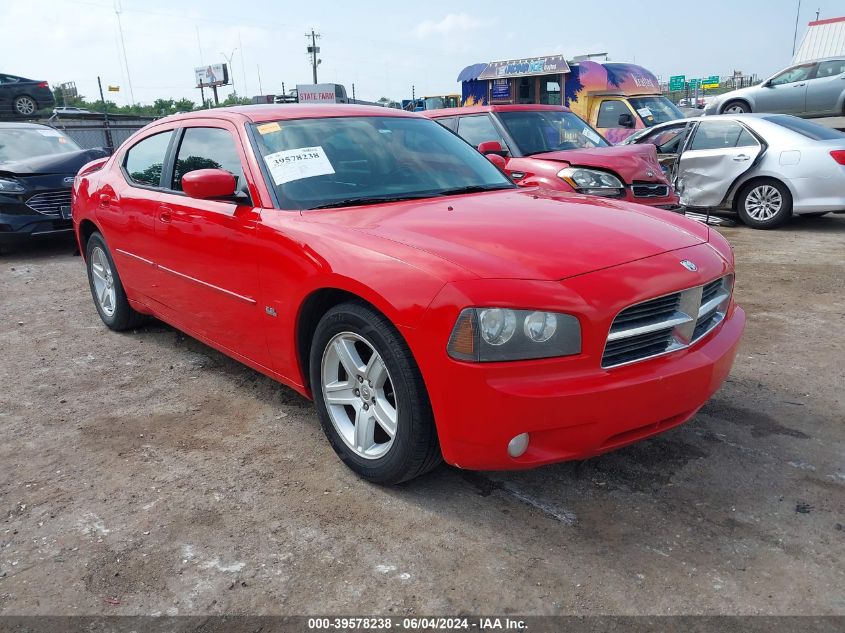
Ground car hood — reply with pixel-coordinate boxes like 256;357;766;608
531;143;667;183
0;149;104;177
305;188;708;281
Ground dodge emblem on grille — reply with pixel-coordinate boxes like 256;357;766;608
680;259;698;272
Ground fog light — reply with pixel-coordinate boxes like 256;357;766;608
507;433;529;458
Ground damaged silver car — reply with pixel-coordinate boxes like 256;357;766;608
622;114;845;229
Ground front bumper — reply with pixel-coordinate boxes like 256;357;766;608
0;208;73;244
409;242;743;470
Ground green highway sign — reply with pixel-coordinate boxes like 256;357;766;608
706;75;720;83
669;75;686;91
688;78;701;88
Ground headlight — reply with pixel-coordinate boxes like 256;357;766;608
557;167;624;197
0;178;26;193
447;307;581;362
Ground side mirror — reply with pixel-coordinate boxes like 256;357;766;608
182;169;236;200
477;140;508;157
618;113;636;129
486;153;507;170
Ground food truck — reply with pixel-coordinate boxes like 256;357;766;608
458;57;684;143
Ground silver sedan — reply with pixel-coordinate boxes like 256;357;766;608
621;114;845;229
703;57;845;117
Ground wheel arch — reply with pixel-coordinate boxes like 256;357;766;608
729;174;795;212
76;219;102;260
720;97;752;114
294;284;413;394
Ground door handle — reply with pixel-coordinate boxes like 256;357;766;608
99;193;111;207
732;154;751;161
794;83;806;87
158;206;172;223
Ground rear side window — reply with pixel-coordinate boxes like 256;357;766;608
171;127;245;192
456;115;505;148
689;121;759;151
816;59;845;77
435;116;458;131
596;101;627;128
124;131;174;187
763;114;845;140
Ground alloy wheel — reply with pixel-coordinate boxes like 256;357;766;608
320;332;398;460
744;185;782;221
15;97;36;116
724;104;747;114
90;246;117;317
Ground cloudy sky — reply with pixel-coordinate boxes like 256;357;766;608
1;0;838;105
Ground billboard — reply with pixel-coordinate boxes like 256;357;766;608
195;64;228;88
297;84;341;104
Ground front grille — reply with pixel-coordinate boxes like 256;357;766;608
25;190;71;216
602;276;733;369
631;183;669;198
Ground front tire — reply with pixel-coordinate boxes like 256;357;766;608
85;232;145;330
13;95;37;117
736;180;792;229
310;301;441;484
722;100;750;114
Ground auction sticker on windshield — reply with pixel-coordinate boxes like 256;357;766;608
582;127;602;144
264;146;335;185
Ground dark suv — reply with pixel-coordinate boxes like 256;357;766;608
0;74;56;117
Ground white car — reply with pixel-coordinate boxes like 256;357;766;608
622;113;845;228
52;106;91;116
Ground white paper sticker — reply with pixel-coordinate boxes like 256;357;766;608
582;127;602;144
264;146;335;185
637;107;653;118
38;129;64;137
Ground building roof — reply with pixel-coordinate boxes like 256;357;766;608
793;16;845;63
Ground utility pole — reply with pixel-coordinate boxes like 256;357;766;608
306;29;321;84
97;77;114;150
352;83;355;100
257;64;263;95
114;0;135;105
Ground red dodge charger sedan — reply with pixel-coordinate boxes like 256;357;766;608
72;105;744;484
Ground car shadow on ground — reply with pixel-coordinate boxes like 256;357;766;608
0;236;78;261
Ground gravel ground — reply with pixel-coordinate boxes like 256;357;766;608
0;215;843;616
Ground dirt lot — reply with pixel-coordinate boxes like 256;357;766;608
0;215;843;616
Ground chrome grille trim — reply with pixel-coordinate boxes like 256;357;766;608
602;275;733;369
25;190;72;216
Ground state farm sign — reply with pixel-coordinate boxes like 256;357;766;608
296;84;339;104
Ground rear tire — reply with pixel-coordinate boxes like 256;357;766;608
13;95;37;117
85;232;145;331
310;301;441;484
736;179;792;229
722;100;750;114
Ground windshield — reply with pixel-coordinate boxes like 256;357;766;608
0;128;82;163
497;110;609;155
763;115;845;141
629;96;684;127
250;116;514;211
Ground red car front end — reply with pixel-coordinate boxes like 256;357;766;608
426;104;681;210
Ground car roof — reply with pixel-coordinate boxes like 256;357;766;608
425;104;572;118
0;122;53;130
155;104;419;124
